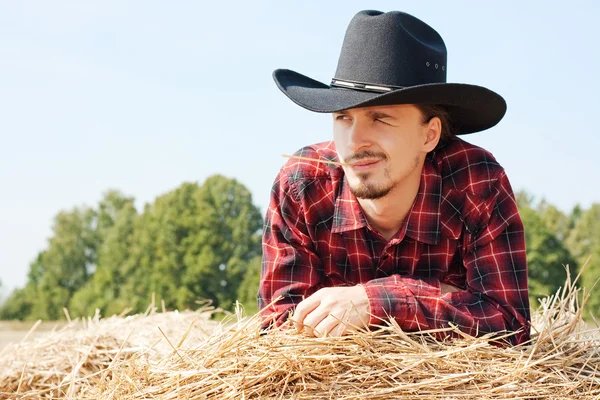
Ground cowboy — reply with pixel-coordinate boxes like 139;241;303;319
259;10;530;345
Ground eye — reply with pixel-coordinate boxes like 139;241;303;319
334;115;350;121
375;118;391;126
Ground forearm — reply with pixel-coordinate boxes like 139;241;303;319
259;167;325;327
362;274;530;344
360;170;531;345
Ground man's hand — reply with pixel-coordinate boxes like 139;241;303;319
292;285;370;337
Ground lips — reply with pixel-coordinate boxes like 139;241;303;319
350;159;382;170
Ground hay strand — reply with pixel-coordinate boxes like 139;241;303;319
281;154;351;167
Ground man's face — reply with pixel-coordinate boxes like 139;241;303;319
333;104;434;200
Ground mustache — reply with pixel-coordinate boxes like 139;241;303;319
344;150;387;164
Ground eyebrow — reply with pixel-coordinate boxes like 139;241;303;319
367;110;395;119
334;110;396;119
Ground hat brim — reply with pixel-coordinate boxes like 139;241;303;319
273;69;507;135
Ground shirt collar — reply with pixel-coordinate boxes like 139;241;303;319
332;157;442;245
332;173;369;233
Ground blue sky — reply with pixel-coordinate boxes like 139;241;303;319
1;1;599;293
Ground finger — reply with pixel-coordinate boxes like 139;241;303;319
332;321;347;337
347;303;370;331
323;313;352;337
302;306;330;337
293;297;320;332
333;310;354;337
312;313;342;338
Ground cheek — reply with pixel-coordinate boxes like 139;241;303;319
333;128;342;145
382;136;410;157
332;126;349;154
384;137;420;170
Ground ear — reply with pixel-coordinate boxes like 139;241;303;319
423;116;442;152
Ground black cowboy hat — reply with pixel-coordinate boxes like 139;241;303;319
273;10;506;134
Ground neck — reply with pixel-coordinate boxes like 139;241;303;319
358;161;424;241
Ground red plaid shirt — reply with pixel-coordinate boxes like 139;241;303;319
259;137;530;345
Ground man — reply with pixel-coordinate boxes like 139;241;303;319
259;10;530;345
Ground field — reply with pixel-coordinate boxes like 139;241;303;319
0;321;68;351
0;331;24;350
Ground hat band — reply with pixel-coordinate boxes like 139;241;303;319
330;79;404;93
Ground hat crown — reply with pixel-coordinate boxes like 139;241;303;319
334;10;447;88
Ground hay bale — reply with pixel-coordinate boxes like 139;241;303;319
1;279;599;399
0;305;219;399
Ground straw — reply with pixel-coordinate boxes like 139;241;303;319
281;154;351;167
0;276;598;399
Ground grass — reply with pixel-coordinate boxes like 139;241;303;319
0;320;67;331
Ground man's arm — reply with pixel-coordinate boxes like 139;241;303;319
258;170;323;327
360;169;531;344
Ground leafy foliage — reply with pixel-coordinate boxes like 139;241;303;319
517;192;599;316
2;183;598;322
566;205;600;315
518;202;576;303
1;175;263;320
236;256;262;316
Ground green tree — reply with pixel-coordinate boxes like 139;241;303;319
567;204;600;265
537;200;571;241
515;190;535;210
179;175;263;310
569;205;584;233
112;175;263;313
102;206;160;315
582;245;600;316
236;255;262;316
0;190;136;320
566;204;600;315
0;286;34;320
138;182;201;311
1;253;44;319
516;193;577;306
69;198;138;317
1;177;264;319
27;208;97;320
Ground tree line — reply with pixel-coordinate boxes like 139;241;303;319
0;175;598;320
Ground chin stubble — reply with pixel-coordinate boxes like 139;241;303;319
349;164;396;200
349;154;422;200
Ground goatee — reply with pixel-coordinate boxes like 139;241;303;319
349;168;396;199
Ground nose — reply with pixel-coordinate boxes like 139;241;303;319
346;118;373;153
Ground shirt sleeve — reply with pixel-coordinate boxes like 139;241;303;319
258;170;323;327
361;170;531;345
